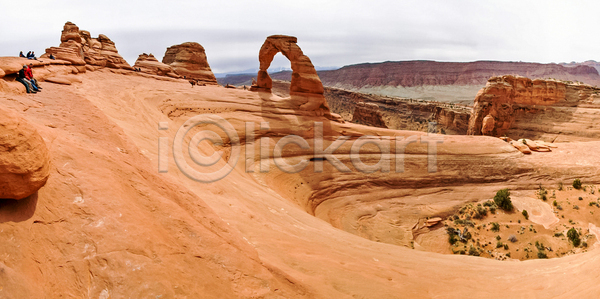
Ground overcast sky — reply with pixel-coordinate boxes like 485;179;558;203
2;0;599;73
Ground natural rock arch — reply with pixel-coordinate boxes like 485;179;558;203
251;35;339;120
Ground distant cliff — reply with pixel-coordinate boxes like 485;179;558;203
314;60;600;88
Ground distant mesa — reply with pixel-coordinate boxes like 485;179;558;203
134;53;180;78
0;107;50;200
41;21;133;71
162;42;218;85
251;35;338;119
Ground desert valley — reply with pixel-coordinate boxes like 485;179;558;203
2;9;600;298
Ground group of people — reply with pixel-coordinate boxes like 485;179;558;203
16;64;42;94
19;51;38;60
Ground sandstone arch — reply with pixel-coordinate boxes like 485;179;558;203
251;35;338;119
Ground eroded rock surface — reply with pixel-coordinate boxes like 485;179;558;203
41;22;132;70
162;42;217;85
134;53;179;78
352;102;388;128
467;75;600;141
0;107;50;199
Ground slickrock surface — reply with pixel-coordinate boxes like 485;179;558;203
467;75;600;141
162;42;218;85
2;61;600;298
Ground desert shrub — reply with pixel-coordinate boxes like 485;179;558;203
483;200;496;207
503;244;509;250
494;189;514;211
567;228;581;247
537;251;548;259
473;205;487;219
573;179;582;190
583;242;588;248
535;241;545;251
447;227;458;245
489;206;496;214
558;182;563;191
522;210;529;220
496;235;501;240
573;205;579;210
578;197;583;201
508;235;518;243
554;232;564;237
468;246;480;256
490;222;500;232
496;241;503;248
538;184;548;201
553;200;558;207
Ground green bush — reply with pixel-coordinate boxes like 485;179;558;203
537;251;548;259
494;189;514;211
522;210;529;220
567;228;581;247
558;182;563;191
468;246;480;256
573;179;582;190
490;222;500;232
447;227;458;245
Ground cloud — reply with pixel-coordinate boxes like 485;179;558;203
1;0;599;73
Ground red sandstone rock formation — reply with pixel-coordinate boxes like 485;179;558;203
351;102;388;128
41;22;132;70
133;53;180;78
467;75;600;141
162;42;217;85
251;35;335;118
0;107;50;199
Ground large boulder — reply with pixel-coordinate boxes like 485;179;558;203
0;107;50;199
134;53;180;78
162;42;217;85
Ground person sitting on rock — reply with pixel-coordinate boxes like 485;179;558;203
49;54;55;60
27;51;37;60
19;51;25;58
25;64;42;91
16;65;37;93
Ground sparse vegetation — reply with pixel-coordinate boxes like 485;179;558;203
508;235;518;243
538;184;547;201
567;228;581;247
573;179;582;190
493;189;513;211
558;182;563;191
490;222;500;232
522;210;529;220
